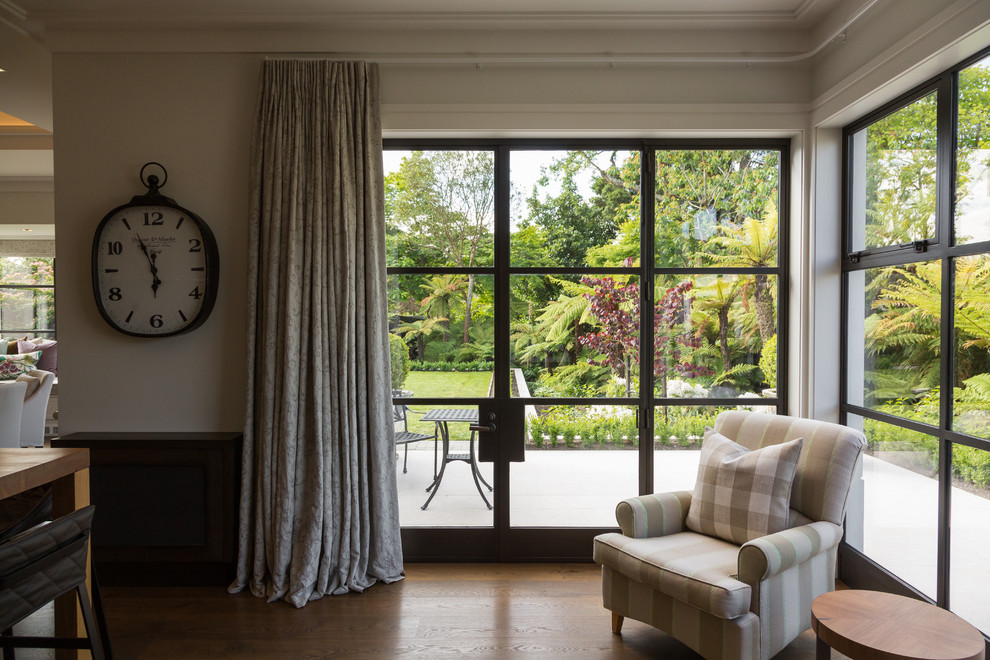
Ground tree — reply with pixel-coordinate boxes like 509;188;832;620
386;151;494;345
703;202;779;341
0;257;55;333
521;152;633;267
395;316;446;361
654;281;709;398
419;275;467;342
579;272;640;396
573;263;709;398
654;149;780;267
862;92;937;249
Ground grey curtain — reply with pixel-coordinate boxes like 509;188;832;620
230;60;403;607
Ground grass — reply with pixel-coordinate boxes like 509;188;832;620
399;371;492;440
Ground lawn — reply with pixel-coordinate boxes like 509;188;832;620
399;371;492;441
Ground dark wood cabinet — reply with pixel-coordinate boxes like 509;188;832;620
51;432;241;586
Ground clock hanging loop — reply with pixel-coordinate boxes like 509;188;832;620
139;162;168;193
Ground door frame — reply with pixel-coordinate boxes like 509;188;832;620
390;138;789;562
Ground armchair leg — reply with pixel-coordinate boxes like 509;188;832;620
611;612;624;634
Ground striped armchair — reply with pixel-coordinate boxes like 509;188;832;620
593;411;866;660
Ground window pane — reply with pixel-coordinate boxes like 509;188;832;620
846;263;941;420
655;149;779;267
510;274;639;398
395;403;493;528
845;414;938;599
510;150;640;268
0;288;55;334
655;274;777;399
0;256;54;286
848;92;938;252
652;405;743;494
950;443;990;634
954;255;990;440
955;54;990;246
387;274;493;397
384;150;494;268
512;404;638;527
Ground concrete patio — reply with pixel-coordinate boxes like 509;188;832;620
396;442;990;635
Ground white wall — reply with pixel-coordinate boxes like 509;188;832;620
53;54;256;432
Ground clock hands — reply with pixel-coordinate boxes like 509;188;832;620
136;234;162;298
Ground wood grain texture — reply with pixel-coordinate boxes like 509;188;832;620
99;563;849;659
0;448;89;498
812;590;985;660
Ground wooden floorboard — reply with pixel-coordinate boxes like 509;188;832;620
100;563;847;659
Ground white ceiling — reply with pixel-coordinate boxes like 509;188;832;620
8;0;848;31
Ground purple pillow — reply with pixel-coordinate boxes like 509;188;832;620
17;338;57;375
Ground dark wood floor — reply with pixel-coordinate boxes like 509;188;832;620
91;563;848;659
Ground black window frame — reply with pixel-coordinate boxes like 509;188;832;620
385;137;790;498
840;44;990;618
0;255;56;339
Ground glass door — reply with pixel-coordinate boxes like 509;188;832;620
384;147;499;559
502;147;643;558
386;141;786;561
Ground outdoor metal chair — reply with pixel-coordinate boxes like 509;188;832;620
394;404;435;474
0;504;111;660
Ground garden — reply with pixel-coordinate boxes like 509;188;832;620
385;147;782;449
383;130;990;494
850;59;990;493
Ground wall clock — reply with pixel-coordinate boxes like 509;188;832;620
92;162;219;337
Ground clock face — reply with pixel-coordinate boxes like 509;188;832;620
93;203;218;337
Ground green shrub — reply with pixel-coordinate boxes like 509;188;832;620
953;445;990;489
409;360;494;372
527;406;639;448
759;334;777;389
388;333;410;391
533;364;610;397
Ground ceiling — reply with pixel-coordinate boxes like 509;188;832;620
7;0;850;32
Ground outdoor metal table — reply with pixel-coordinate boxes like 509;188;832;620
418;408;493;510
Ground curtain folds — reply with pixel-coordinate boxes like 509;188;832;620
230;60;403;607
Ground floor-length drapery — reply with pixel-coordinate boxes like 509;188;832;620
230;60;403;606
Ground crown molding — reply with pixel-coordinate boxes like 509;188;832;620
0;176;54;192
9;0;866;35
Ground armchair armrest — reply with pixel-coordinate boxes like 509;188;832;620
737;520;843;583
615;491;692;538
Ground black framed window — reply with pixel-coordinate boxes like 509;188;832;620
385;140;787;525
0;255;55;339
842;46;990;635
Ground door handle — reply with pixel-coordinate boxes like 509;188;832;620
470;412;496;433
469;422;496;433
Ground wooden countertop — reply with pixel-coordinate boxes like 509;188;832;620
0;447;90;499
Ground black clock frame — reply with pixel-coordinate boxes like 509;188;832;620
91;178;220;338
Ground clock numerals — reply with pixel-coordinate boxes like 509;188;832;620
94;192;218;337
143;211;164;226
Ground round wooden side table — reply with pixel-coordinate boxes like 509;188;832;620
812;590;985;660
